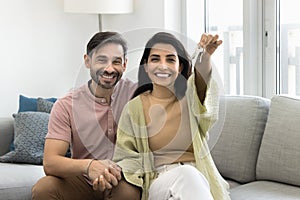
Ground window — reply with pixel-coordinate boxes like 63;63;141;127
185;0;300;97
278;0;300;95
205;0;244;95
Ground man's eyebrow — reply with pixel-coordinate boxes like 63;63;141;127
95;55;107;59
113;56;123;60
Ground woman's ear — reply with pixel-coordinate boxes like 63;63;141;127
143;60;148;73
84;54;91;69
179;63;184;73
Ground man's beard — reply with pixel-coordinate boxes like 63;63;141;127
91;69;121;89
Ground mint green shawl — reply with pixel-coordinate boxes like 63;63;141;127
113;74;230;200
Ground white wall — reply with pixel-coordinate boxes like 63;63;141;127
101;0;195;82
0;0;98;117
0;0;188;117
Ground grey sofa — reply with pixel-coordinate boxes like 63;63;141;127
0;117;45;200
210;95;300;199
0;95;300;200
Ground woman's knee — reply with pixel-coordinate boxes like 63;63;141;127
176;165;210;187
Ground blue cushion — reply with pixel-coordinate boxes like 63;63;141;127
18;95;57;113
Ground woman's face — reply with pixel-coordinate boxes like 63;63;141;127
145;43;182;88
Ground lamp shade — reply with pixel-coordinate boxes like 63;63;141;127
64;0;133;14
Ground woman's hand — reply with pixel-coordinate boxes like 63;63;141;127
199;34;223;56
89;159;122;191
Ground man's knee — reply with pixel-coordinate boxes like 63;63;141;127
32;176;61;200
105;179;141;200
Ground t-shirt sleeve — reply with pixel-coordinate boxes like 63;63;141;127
46;99;72;143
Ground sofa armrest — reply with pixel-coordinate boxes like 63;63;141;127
0;117;14;156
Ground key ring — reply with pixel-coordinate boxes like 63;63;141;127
191;44;204;63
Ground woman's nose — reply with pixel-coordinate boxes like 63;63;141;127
158;62;168;70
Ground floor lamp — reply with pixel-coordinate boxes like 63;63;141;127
63;0;133;31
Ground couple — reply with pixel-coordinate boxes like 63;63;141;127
32;31;230;200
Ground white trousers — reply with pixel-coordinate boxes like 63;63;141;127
148;164;214;200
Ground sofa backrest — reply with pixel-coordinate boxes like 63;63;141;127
209;95;270;183
0;117;14;156
256;95;300;187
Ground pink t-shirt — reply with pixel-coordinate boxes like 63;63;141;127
46;78;137;160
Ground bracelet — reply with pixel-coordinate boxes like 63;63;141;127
86;159;96;179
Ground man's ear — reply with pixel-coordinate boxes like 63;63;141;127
122;58;128;71
84;54;91;69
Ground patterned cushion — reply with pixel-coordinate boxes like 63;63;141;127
0;112;49;164
37;98;54;113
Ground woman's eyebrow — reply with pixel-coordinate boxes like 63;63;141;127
166;54;176;58
150;54;176;57
149;54;160;57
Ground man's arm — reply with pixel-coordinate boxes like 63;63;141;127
43;138;86;178
43;138;121;191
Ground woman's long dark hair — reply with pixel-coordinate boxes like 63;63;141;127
132;32;192;99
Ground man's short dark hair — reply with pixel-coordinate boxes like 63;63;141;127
86;31;128;58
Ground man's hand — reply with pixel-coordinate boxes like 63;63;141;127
88;159;121;191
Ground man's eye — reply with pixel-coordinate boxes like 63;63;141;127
98;59;107;63
113;60;122;65
151;58;159;62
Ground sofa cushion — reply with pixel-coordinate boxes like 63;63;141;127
0;163;44;200
18;94;57;113
9;96;55;152
230;181;300;200
37;97;54;113
209;95;270;183
0;112;49;165
256;95;300;187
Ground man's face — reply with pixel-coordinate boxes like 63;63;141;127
86;43;126;89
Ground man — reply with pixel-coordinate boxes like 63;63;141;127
32;32;140;200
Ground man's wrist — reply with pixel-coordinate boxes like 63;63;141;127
85;159;96;180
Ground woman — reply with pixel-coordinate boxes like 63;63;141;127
112;32;230;199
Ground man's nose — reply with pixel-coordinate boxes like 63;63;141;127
104;63;115;72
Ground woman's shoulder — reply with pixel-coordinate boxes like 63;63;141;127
124;92;150;114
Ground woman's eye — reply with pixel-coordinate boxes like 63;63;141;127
167;58;176;63
151;58;159;62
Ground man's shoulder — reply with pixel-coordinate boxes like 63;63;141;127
54;84;87;107
117;78;137;88
113;78;137;97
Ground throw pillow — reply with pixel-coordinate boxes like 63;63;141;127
18;94;57;112
0;112;49;165
37;98;55;113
